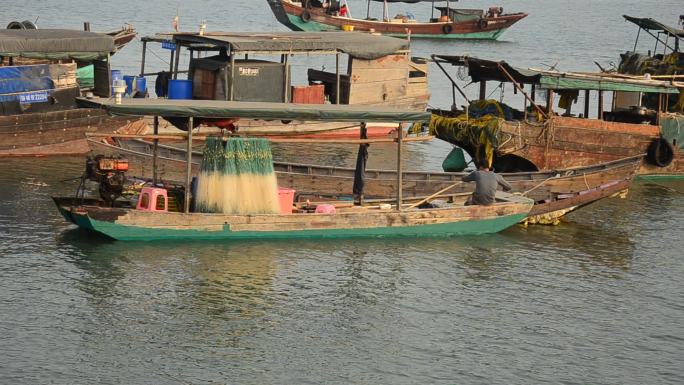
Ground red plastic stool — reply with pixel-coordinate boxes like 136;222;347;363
136;187;168;212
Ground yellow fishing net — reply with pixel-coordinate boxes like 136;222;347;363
412;100;510;167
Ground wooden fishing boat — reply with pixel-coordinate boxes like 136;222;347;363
0;29;146;156
138;31;429;137
54;98;533;240
426;55;684;179
104;24;137;53
267;0;527;40
86;135;640;225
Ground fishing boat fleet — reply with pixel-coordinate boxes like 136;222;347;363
2;8;682;241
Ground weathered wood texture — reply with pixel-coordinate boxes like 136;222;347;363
0;109;146;156
498;116;683;175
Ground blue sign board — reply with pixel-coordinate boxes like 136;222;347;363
18;91;50;104
162;40;176;51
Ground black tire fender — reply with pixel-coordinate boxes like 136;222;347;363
479;19;488;30
6;21;25;29
301;10;312;22
646;137;675;167
442;24;453;34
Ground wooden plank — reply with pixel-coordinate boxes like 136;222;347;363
350;55;409;71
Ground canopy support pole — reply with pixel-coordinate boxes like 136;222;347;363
173;45;181;80
433;58;470;104
642;29;676;54
598;91;604;120
546;90;554;114
431;0;435;20
396;123;403;211
497;62;548;119
479;81;486;100
283;54;290;103
633;28;641;52
185;118;193;214
153;116;159;185
140;41;147;77
229;54;236;101
366;0;371;19
336;52;341;104
353;122;368;206
584;90;590;119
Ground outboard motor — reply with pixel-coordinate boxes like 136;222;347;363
85;155;129;203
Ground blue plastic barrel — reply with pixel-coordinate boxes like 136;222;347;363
168;79;192;99
123;75;136;95
111;70;123;96
136;76;147;94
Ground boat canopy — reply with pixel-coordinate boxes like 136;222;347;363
0;29;115;60
623;15;684;38
158;32;409;60
76;98;432;123
433;55;681;94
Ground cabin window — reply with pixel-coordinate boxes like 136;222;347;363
139;193;150;209
156;195;166;211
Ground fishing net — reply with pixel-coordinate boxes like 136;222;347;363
412;99;514;167
195;137;279;214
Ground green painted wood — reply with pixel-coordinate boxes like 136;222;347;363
68;211;527;241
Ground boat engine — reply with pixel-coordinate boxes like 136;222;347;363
85;155;129;203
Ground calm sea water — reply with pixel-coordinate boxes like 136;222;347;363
2;1;684;384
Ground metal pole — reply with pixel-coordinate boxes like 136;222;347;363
169;50;174;74
396;123;403;211
336;52;341;104
366;0;371;19
140;41;147;77
432;57;470;103
598;91;604;120
153;116;159;185
431;0;435;20
184;117;193;214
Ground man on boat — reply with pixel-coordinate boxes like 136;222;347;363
462;158;512;205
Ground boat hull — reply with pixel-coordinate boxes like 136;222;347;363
0;109;147;157
55;196;532;241
87;138;640;223
268;0;526;40
494;116;683;178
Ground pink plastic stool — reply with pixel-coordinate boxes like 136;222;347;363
136;187;168;212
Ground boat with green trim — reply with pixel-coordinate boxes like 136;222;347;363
54;98;533;241
424;54;684;179
267;0;527;40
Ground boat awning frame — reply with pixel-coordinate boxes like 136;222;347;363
142;31;410;60
76;98;432;123
0;29;115;60
433;54;681;94
623;15;684;39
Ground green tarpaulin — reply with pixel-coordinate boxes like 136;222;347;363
0;29;114;60
539;75;680;94
76;97;431;123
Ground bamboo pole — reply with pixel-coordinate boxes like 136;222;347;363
86;132;434;144
184;118;193;213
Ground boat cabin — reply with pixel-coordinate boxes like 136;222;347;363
139;31;428;110
0;29;116;116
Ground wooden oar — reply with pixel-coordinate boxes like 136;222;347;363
406;181;464;209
